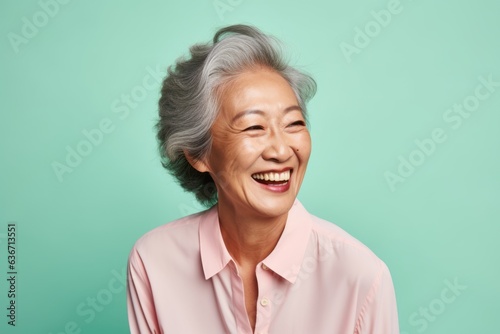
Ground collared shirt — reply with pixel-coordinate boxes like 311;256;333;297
127;200;399;334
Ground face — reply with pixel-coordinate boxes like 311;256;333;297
193;67;311;219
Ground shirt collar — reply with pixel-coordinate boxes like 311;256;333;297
199;205;233;280
199;199;313;284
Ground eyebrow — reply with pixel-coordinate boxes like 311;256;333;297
231;105;302;123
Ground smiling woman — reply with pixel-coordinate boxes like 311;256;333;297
126;24;400;334
192;68;311;220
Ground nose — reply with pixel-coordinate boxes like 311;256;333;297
262;128;293;162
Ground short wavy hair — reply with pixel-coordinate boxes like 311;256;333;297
156;24;317;207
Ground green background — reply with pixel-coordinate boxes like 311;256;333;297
1;0;499;333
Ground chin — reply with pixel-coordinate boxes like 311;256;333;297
249;195;296;219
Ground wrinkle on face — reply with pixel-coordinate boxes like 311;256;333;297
200;66;311;220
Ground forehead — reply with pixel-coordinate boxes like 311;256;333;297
217;68;299;118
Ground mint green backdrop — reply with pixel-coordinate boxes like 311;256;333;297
1;1;499;333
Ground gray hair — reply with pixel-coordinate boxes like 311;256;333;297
156;24;317;207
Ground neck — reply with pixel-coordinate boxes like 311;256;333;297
217;203;287;268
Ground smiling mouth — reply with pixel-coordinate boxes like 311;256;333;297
251;169;291;185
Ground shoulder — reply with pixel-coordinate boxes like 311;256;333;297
129;206;214;261
306;210;390;288
310;213;379;258
305;213;398;331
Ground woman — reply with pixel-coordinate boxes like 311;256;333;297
127;24;399;334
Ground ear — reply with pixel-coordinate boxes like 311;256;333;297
184;150;210;173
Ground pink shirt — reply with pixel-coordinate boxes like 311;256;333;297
127;200;399;333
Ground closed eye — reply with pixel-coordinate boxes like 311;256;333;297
243;125;264;131
288;120;306;127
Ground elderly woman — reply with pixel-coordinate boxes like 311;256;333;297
127;24;399;334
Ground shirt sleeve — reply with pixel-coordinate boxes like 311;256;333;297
354;261;400;334
127;246;160;334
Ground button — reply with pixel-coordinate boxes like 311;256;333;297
260;298;269;306
261;263;268;270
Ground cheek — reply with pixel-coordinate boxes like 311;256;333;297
210;139;256;176
239;138;264;154
230;140;262;172
295;132;312;161
220;133;264;157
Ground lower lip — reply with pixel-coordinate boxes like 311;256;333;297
254;179;291;193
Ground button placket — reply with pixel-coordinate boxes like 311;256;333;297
255;261;274;334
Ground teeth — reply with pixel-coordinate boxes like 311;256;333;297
252;170;290;181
